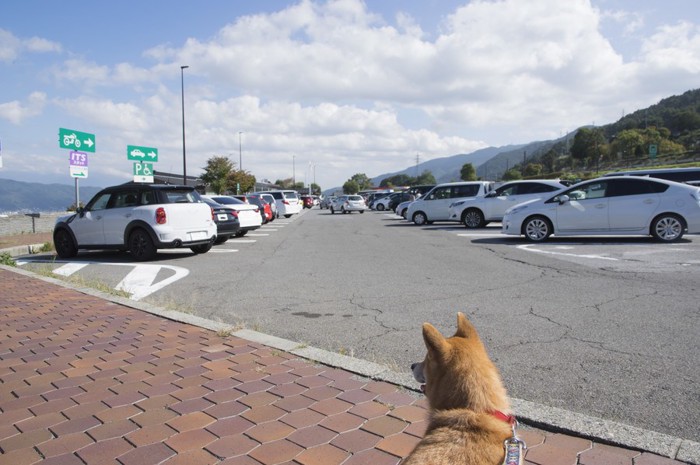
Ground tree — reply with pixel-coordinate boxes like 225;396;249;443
343;180;360;194
275;178;295;189
227;170;256;193
415;170;436;185
380;174;413;187
502;168;522;181
523;163;543;177
201;156;235;194
347;173;372;190
570;128;606;163
460;163;477;181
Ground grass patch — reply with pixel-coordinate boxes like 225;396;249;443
0;253;16;267
39;242;54;253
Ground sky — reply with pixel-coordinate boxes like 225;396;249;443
1;0;699;191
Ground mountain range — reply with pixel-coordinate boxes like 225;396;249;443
0;179;102;214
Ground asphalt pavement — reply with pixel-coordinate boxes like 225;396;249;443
1;254;698;464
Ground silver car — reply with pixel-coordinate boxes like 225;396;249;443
330;195;367;214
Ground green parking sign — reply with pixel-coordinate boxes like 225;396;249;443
649;144;658;158
127;145;158;162
59;128;96;152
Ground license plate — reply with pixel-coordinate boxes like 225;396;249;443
188;231;207;241
217;214;228;221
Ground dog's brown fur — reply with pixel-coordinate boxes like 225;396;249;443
402;313;513;465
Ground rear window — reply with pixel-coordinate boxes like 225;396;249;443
163;189;199;203
348;195;362;201
284;191;299;199
211;196;245;205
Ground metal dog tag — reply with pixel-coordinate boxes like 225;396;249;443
502;437;525;465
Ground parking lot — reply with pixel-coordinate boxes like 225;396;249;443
16;207;700;444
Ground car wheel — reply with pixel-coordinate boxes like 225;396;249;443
651;214;684;242
128;228;157;261
191;242;213;254
285;214;292;218
399;208;407;218
376;204;385;211
331;207;335;214
235;230;248;237
523;216;552;242
360;210;364;214
53;228;77;259
214;236;229;245
342;207;347;214
412;211;428;225
462;209;485;229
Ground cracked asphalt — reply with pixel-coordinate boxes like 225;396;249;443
20;208;700;444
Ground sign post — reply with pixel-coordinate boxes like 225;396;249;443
128;145;158;183
59;128;96;208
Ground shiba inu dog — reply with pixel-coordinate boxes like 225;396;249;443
402;313;517;465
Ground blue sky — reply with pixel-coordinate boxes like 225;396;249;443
1;0;699;191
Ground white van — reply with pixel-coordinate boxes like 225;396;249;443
265;190;302;218
406;182;493;225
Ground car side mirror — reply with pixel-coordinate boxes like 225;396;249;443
485;191;498;198
558;195;570;204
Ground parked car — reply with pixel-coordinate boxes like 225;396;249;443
53;183;217;261
300;195;314;209
204;195;262;237
448;180;566;228
374;192;414;212
366;192;393;209
320;196;335;209
246;193;274;223
201;197;240;244
331;195;367;214
406;181;494;225
259;193;278;219
264;190;302;218
501;176;700;242
395;199;414;218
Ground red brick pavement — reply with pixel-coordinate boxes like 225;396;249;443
0;268;689;465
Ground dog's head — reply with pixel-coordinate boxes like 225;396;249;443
411;312;509;413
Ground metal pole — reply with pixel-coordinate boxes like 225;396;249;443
180;65;189;185
238;131;243;171
75;178;79;210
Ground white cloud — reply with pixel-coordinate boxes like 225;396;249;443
0;29;61;63
0;92;47;124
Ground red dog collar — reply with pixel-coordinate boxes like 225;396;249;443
490;410;517;425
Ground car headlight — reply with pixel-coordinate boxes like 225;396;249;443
507;204;529;215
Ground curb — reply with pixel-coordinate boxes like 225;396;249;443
2;261;699;464
0;243;48;257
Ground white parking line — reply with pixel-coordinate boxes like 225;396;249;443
116;264;190;301
516;244;618;261
229;239;256;243
248;233;270;236
210;249;239;253
51;262;89;276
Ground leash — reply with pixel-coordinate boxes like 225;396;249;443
490;411;527;465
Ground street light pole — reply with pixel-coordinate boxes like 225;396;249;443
180;65;189;185
238;131;243;171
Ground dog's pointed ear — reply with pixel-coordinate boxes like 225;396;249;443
423;322;449;357
454;312;476;339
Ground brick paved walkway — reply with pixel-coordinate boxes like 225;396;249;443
0;268;689;465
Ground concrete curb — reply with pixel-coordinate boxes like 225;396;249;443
1;262;698;464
